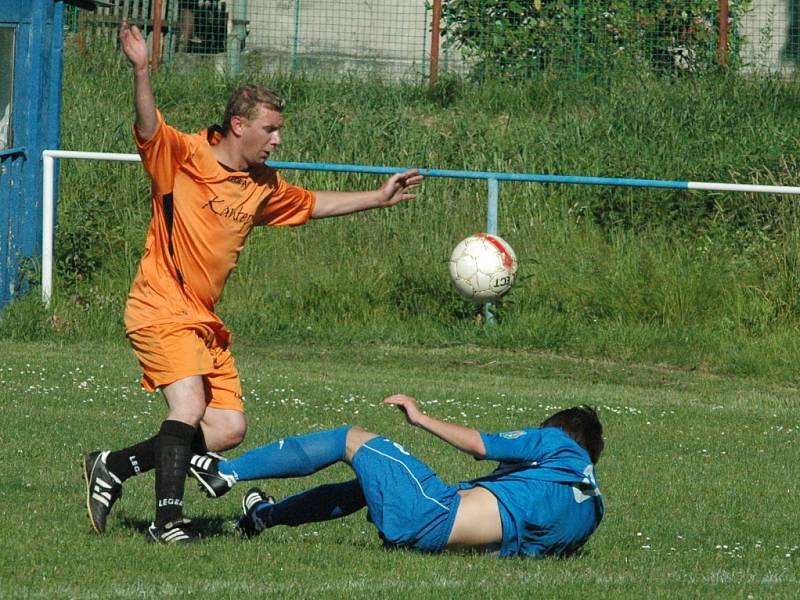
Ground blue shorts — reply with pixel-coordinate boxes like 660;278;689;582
351;437;461;553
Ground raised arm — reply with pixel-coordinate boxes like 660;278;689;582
383;394;486;458
119;19;158;141
311;169;423;218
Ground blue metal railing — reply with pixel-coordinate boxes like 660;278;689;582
268;160;800;239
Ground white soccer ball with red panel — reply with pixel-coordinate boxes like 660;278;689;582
449;233;518;302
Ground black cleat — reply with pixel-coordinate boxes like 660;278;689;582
189;452;236;498
237;487;275;538
147;518;199;544
83;450;123;534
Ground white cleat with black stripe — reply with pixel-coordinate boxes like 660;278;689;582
83;450;123;534
189;452;236;498
147;518;198;544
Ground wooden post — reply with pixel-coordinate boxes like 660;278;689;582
718;0;729;68
150;0;163;71
429;0;442;85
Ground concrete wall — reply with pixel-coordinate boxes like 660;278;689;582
738;0;795;71
243;0;438;77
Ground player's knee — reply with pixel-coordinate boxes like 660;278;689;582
223;420;247;449
345;425;378;461
204;415;247;451
224;424;247;450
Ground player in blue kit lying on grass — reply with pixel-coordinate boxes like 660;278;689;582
189;394;605;557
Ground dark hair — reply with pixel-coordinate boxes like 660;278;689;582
221;85;285;134
540;405;604;464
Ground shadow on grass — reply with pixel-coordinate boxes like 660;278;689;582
117;513;234;540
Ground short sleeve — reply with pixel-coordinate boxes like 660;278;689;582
258;172;316;226
134;110;192;196
479;428;547;463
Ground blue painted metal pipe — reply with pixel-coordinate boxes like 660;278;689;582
268;160;692;189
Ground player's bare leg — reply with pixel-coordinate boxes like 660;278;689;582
187;407;247;497
344;426;379;462
199;406;246;452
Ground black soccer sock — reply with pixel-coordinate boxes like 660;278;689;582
154;419;196;528
191;426;207;455
264;479;366;528
104;426;205;483
105;436;158;482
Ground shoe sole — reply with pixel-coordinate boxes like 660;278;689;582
188;465;221;498
82;453;103;534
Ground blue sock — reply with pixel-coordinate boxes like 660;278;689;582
257;479;366;528
219;426;350;481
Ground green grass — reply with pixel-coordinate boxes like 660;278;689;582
1;340;798;598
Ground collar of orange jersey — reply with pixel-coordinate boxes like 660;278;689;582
205;124;224;145
204;125;250;173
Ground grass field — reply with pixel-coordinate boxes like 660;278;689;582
4;38;800;598
1;339;798;598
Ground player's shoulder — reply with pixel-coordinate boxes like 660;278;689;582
539;426;592;461
492;428;533;440
538;425;571;441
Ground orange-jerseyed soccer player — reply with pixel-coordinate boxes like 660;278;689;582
82;20;423;543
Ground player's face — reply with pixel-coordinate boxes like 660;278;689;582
239;105;283;167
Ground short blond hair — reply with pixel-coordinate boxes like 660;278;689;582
221;85;285;134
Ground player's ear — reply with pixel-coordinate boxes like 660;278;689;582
229;115;247;136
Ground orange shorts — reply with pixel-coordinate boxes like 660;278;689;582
127;322;244;412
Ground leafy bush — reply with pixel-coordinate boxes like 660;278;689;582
441;0;748;78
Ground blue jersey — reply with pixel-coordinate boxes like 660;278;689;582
457;426;604;558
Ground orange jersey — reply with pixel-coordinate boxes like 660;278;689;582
124;111;315;334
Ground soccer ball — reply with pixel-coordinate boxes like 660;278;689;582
449;233;518;302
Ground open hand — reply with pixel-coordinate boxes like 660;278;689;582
377;169;423;207
119;19;149;70
383;394;425;426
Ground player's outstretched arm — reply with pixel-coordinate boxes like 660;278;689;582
311;169;423;218
383;394;486;458
119;19;158;142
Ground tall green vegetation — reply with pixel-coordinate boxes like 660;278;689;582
441;0;751;77
4;37;800;379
